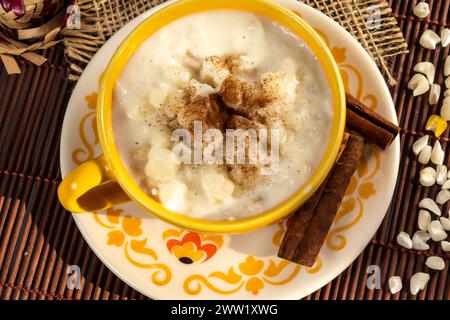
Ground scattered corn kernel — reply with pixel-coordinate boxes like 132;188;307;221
425;115;447;137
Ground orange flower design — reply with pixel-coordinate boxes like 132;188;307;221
331;47;346;63
183;255;321;296
122;216;143;237
163;230;223;264
245;277;264;295
239;256;266;295
93;208;172;286
105;213;143;245
239;256;264;276
107;230;125;247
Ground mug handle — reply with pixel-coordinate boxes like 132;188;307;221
58;155;130;212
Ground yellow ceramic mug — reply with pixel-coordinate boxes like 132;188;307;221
58;0;345;234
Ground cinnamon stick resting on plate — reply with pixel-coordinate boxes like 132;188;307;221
345;93;399;150
278;134;364;267
278;133;349;259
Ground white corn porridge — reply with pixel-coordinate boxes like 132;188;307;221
112;10;333;220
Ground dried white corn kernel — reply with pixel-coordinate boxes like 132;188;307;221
425;256;445;270
262;72;297;105
201;170;235;202
388;276;402;294
396;231;413;249
413;2;430;18
418;210;432;231
413;135;429;156
412;237;430;250
420;167;436;187
163;65;191;88
442;180;450;189
445;56;450;77
227;54;255;72
436;189;450;204
441;29;450;48
148;84;170;109
429;84;441;105
149;128;171;149
158;180;187;211
436;165;447;185
426;115;448;137
419;198;441;216
412;240;430;250
418;145;432;164
446;77;450;89
414;230;432;241
187;79;216;97
444;97;450;107
412;230;431;250
414;62;435;84
420;30;441;50
200;56;230;88
441;241;450;252
145;147;179;182
442;98;450;120
445;89;450;98
428;220;447;241
410;272;430;295
133;146;150;164
431;140;444;165
440;217;450;231
408;73;430;96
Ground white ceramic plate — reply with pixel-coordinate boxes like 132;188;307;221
60;0;400;299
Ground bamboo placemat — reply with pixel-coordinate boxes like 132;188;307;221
0;0;449;300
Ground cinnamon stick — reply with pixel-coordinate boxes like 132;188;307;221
346;93;399;150
278;134;364;267
278;133;349;260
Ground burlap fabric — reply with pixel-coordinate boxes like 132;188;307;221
62;0;408;83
